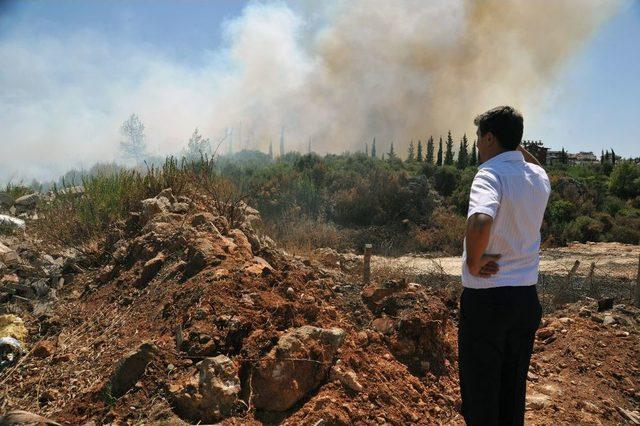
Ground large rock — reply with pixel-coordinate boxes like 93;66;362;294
141;197;171;223
0;243;20;267
313;247;342;267
0;410;61;425
135;253;165;288
362;279;408;311
0;215;25;230
170;355;241;423
14;193;40;209
103;342;158;399
250;326;345;411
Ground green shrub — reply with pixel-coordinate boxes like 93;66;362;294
607;216;640;244
563;216;603;243
433;166;459;196
609;161;640;199
603;195;626;216
547;200;576;224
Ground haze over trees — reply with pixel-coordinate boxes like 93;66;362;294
183;128;212;160
119;114;147;164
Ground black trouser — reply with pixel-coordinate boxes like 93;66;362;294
458;285;542;426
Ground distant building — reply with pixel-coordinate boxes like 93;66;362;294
546;150;564;165
547;150;599;165
519;140;605;166
574;151;598;164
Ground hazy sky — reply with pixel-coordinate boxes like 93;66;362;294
0;0;638;183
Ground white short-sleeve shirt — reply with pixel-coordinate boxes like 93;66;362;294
462;150;551;289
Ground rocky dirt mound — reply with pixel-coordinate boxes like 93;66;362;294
525;299;640;425
0;189;460;425
1;189;638;425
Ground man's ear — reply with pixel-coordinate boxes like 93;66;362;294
485;132;496;147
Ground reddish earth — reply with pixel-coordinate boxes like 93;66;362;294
0;194;638;425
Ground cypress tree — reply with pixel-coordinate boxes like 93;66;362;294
371;138;377;158
426;136;434;164
268;141;273;159
388;141;396;159
407;140;415;161
600;149;604;164
436;137;443;166
444;131;455;165
279;127;285;157
560;147;568;164
457;133;469;169
611;148;617;165
416;140;423;162
365;142;369;156
470;141;477;166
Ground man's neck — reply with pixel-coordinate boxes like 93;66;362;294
481;148;510;164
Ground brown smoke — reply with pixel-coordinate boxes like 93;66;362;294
221;0;620;154
0;0;622;182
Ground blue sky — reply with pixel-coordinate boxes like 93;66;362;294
0;0;638;182
530;0;640;156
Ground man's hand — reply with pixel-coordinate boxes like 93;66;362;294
468;253;501;278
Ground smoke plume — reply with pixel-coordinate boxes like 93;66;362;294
0;0;621;182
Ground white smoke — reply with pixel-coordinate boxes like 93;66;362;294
0;0;622;183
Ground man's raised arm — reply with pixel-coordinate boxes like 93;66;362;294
517;145;543;167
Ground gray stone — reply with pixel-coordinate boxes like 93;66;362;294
141;197;170;223
104;342;158;399
14;193;39;208
170;355;240;423
0;214;25;231
0;410;61;425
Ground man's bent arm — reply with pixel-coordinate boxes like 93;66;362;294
466;213;500;277
518;145;543;168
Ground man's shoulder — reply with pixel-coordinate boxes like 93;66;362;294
475;165;501;181
525;162;551;185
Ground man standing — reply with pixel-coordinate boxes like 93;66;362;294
459;106;551;425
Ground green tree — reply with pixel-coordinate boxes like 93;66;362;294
426;136;434;164
279;127;285;157
120;114;147;163
407;140;415;162
268;141;273;159
609;161;640;198
416;140;423;162
470;141;477;166
444;131;455;165
457;133;469;169
184;128;211;159
371;138;377;158
388;141;396;160
436;137;443;166
560;148;568;164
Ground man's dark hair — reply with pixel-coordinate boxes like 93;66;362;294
474;106;523;150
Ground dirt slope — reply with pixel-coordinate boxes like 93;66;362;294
0;192;638;425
